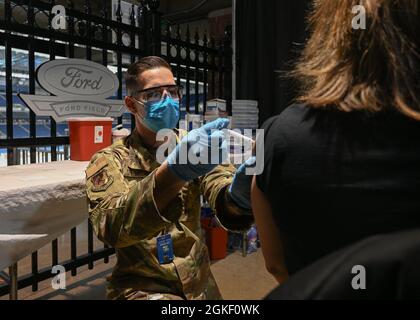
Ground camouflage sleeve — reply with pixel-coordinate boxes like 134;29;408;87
85;152;173;248
200;164;254;232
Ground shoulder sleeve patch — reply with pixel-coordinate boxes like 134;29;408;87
86;156;109;179
90;169;114;193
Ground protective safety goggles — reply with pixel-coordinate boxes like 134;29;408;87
134;85;183;103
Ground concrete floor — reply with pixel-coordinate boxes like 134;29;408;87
2;251;278;300
1;221;278;300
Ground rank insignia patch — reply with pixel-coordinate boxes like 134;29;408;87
91;169;114;192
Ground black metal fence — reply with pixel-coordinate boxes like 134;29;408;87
0;0;232;297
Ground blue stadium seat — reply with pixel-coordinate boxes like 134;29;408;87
13;125;29;138
57;123;69;136
36;125;51;137
0;124;6;138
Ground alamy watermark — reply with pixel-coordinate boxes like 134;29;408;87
351;265;366;290
51;265;66;290
51;4;367;31
51;5;67;30
155;128;264;176
352;5;366;30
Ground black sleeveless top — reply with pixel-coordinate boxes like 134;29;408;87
257;104;420;274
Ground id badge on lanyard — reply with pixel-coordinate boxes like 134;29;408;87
156;231;174;265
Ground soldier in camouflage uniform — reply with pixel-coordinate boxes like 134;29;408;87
85;57;254;300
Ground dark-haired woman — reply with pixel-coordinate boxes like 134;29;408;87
251;0;420;282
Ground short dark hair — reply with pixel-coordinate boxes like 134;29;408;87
125;56;172;96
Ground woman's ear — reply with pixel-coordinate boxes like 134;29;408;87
125;96;137;114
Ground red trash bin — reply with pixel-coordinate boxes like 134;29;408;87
67;117;113;161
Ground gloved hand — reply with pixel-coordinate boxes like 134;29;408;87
167;118;230;181
228;156;256;210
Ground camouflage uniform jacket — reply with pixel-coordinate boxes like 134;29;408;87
85;130;252;300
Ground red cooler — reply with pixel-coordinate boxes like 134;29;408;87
67;117;113;161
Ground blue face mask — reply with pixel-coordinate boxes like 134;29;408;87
135;96;180;133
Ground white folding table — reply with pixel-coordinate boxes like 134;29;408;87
0;160;89;299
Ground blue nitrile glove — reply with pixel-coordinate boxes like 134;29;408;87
228;156;256;210
166;118;230;181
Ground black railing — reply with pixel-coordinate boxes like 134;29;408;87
0;0;232;298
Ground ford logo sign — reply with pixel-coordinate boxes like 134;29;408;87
36;58;119;99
